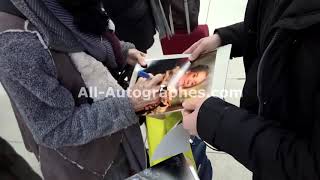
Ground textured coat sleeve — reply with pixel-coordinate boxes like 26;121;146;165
0;32;138;148
215;22;245;57
120;40;135;61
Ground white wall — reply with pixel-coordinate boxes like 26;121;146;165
200;0;248;34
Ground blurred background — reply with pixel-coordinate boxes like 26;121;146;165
0;0;250;179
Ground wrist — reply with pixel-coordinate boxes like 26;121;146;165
129;97;142;112
197;97;229;142
120;41;135;62
127;88;141;112
212;34;222;48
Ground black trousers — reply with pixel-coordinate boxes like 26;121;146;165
0;137;41;180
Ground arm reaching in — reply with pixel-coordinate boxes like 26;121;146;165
184;22;245;60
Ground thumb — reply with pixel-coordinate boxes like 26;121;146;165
182;99;197;111
189;44;204;61
184;40;200;54
148;74;164;86
137;54;147;67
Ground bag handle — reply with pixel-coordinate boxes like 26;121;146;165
168;0;191;35
184;0;191;34
159;0;173;38
169;4;175;34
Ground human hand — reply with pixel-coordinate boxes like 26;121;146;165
182;97;209;135
129;74;164;112
184;34;222;61
127;49;147;67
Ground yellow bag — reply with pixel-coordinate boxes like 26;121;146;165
146;112;196;168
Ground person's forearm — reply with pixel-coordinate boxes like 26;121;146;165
212;33;222;48
197;97;319;178
41;96;138;148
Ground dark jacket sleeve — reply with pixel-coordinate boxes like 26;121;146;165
198;97;320;179
215;22;245;58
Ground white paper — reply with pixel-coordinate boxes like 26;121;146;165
151;124;190;161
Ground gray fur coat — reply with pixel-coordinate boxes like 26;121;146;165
0;0;139;149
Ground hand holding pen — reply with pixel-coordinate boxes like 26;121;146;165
129;70;164;113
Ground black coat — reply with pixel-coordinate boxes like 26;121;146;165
103;0;156;52
0;137;41;180
197;0;320;179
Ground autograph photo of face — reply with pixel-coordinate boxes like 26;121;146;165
178;65;209;89
138;52;216;115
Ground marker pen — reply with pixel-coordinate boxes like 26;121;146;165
138;70;151;79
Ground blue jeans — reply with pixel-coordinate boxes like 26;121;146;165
191;136;213;180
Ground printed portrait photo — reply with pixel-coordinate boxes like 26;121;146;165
133;52;217;115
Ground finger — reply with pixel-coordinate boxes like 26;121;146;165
182;112;199;135
183;108;194;115
152;85;161;94
145;104;154;111
149;98;161;106
189;44;205;61
143;89;161;101
144;100;160;111
137;77;147;84
182;99;197;111
137;55;147;67
182;109;192;117
183;40;201;54
140;52;147;57
147;74;164;86
182;113;192;130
